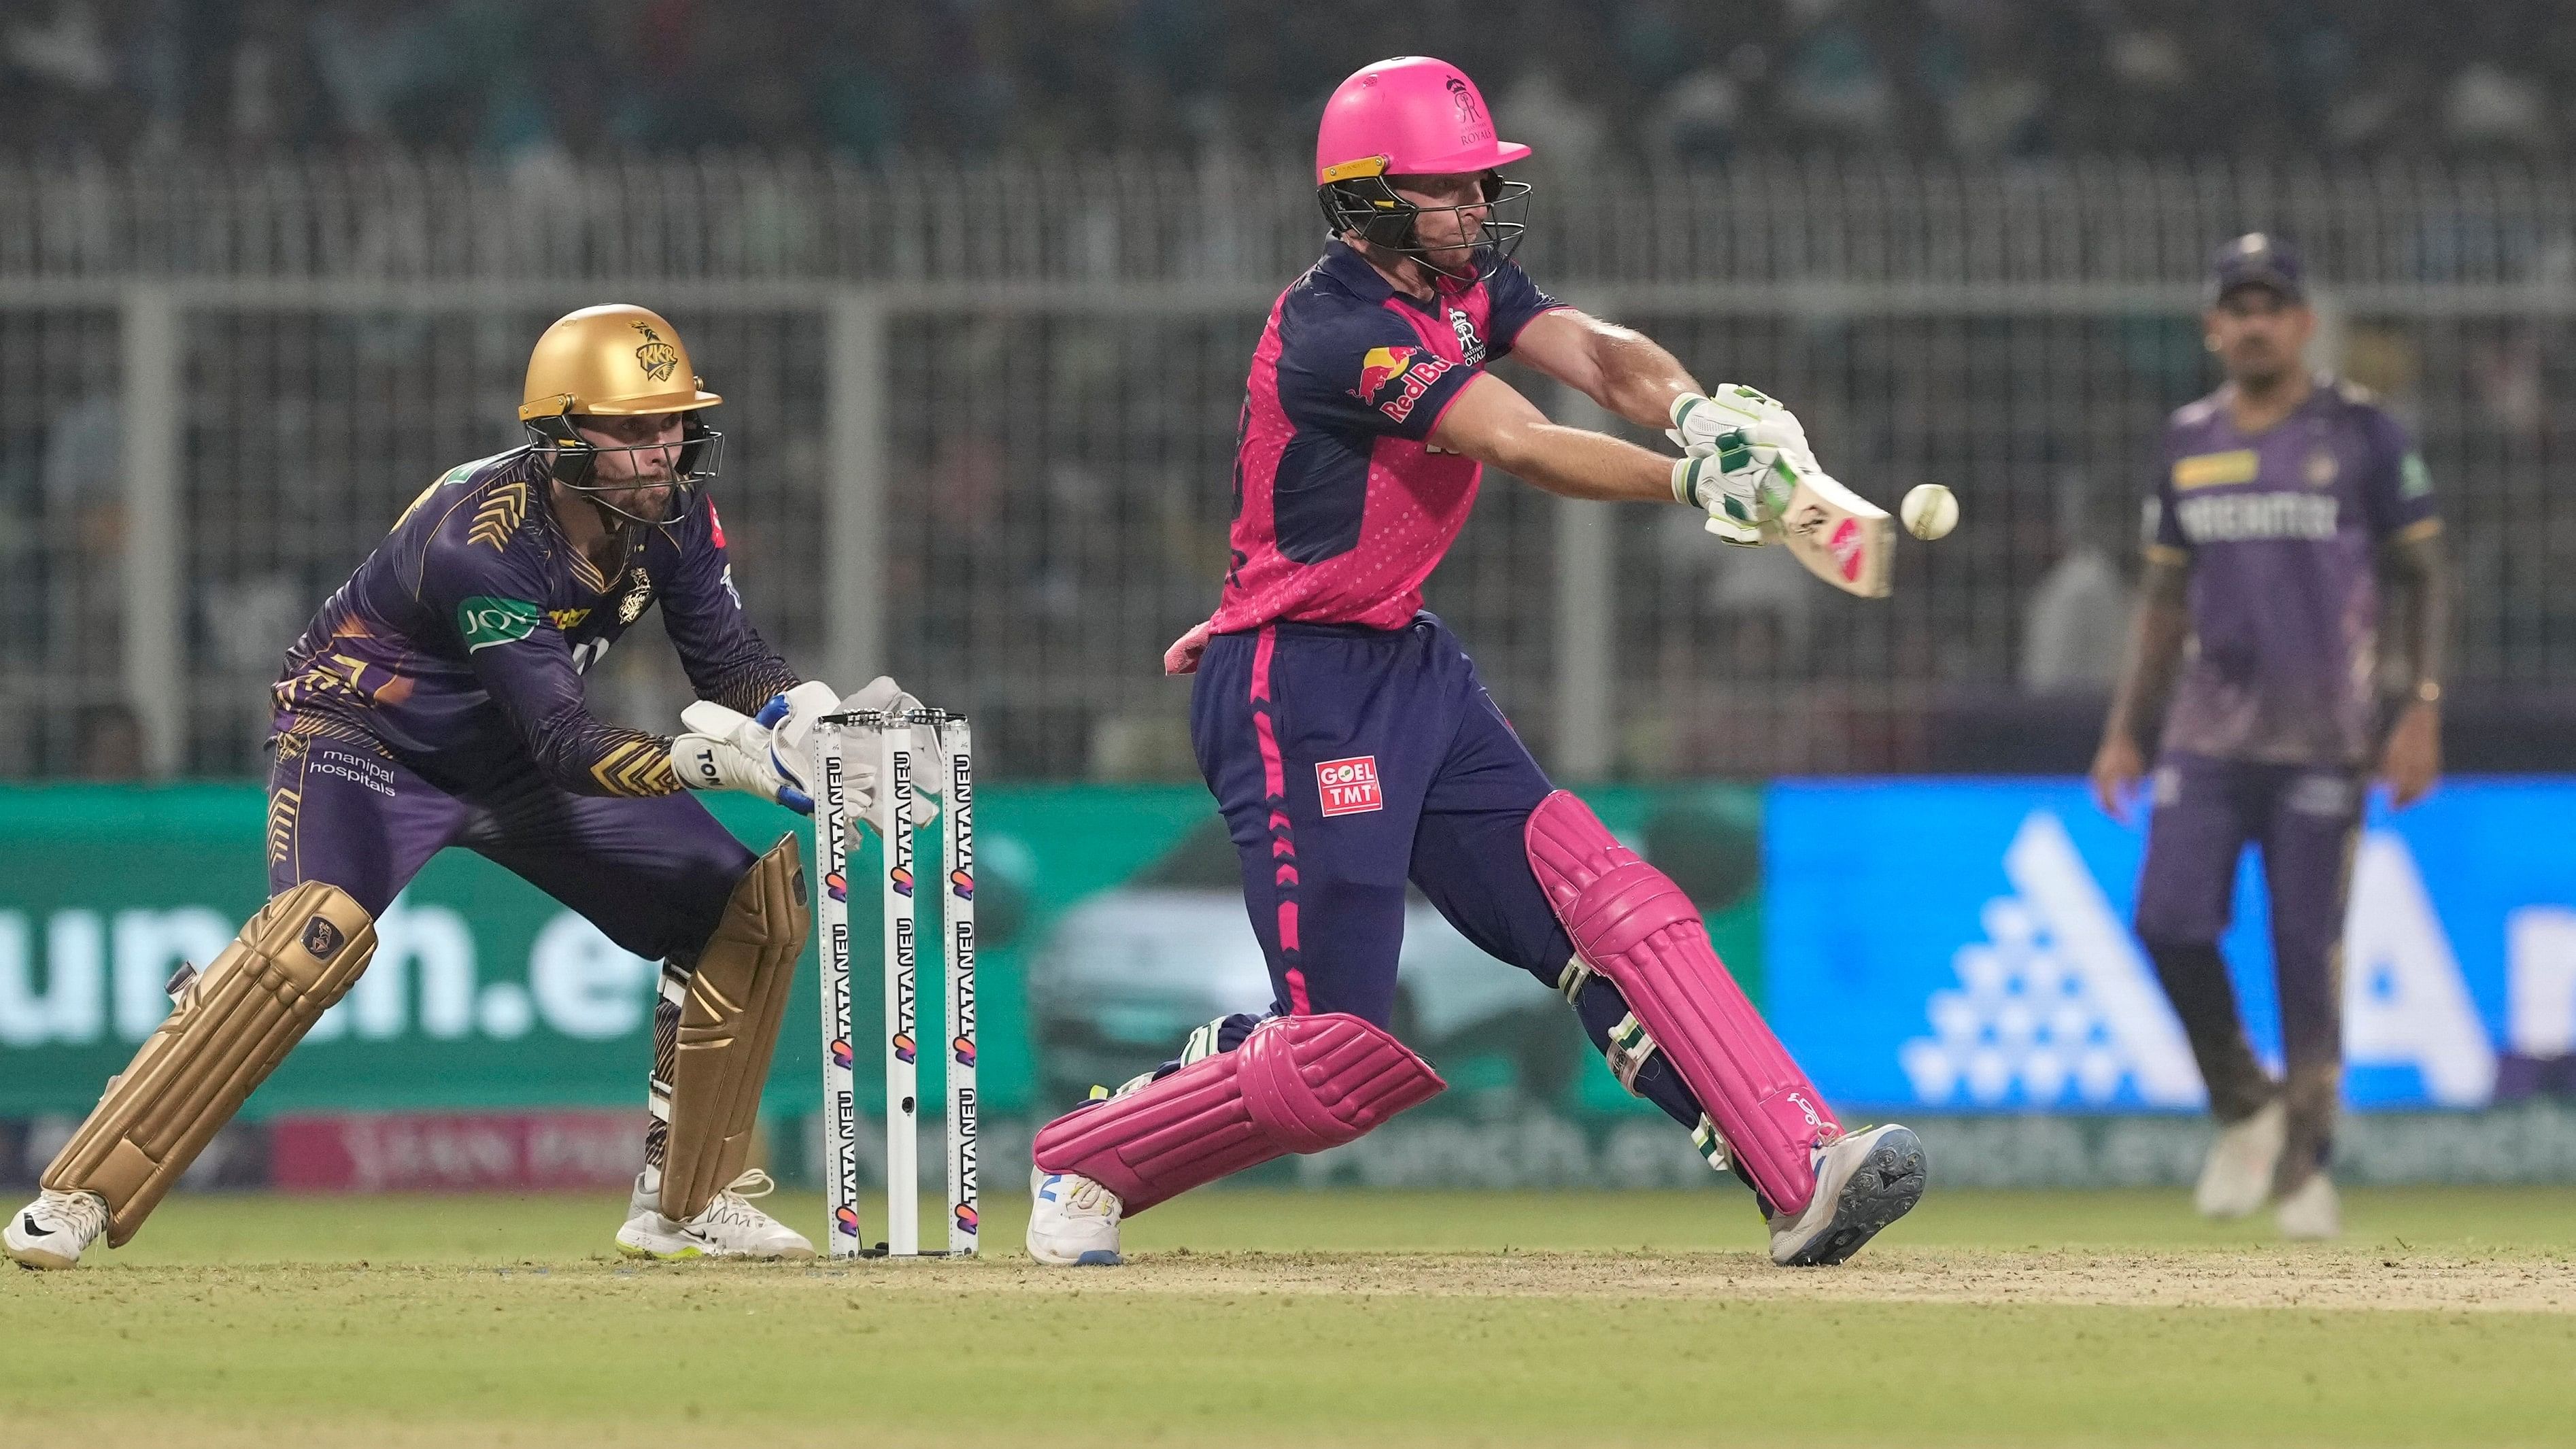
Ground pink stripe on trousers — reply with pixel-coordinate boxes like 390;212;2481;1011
1249;626;1309;1013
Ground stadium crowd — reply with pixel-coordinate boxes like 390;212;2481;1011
12;0;2576;163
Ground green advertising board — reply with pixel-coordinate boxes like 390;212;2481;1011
0;783;1763;1126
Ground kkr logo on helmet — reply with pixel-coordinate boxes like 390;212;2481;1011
630;321;681;383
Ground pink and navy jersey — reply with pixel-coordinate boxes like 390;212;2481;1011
2146;377;2439;766
1208;241;1565;632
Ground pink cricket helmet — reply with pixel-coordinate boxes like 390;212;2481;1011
1314;57;1533;280
1314;56;1531;183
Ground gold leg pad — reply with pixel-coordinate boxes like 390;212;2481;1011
44;883;377;1248
662;835;810;1221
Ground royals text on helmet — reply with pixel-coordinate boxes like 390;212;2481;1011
1314;56;1532;283
519;303;724;526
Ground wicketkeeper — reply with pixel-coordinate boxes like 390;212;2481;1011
1023;56;1925;1268
2092;235;2450;1239
7;305;919;1269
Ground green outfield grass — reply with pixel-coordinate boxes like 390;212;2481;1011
7;1187;2574;1448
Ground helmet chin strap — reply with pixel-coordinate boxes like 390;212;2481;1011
1351;235;1474;294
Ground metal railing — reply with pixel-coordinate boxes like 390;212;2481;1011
6;156;2575;778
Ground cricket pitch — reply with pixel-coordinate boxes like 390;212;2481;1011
6;1187;2571;1447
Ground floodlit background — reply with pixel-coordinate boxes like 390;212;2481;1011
2;1;2573;1195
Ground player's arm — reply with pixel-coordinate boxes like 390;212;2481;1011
451;591;686;798
428;535;804;808
1506;308;1702;431
658;496;801;715
1431;373;1780;541
654;496;938;819
2091;553;2190;821
1427;371;1674;502
2368;420;2447;807
2377;526;2448;808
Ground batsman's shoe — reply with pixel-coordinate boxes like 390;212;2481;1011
1767;1123;1926;1267
2275;1172;2341;1241
615;1168;813;1261
5;1188;110;1271
1026;1167;1123;1266
2194;1099;2285;1219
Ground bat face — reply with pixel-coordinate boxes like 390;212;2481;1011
1773;474;1894;597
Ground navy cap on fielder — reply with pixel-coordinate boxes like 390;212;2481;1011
2207;233;2305;305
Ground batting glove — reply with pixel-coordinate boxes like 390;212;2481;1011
1668;385;1818;475
1673;446;1799;547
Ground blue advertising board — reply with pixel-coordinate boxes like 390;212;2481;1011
1767;779;2576;1112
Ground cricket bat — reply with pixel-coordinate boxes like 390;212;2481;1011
1708;471;1895;598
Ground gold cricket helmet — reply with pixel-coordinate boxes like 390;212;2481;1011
518;304;724;525
520;303;722;420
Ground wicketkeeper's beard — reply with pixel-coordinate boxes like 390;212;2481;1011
591;479;677;526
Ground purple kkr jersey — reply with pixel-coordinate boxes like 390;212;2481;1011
2146;377;2439;766
271;449;796;797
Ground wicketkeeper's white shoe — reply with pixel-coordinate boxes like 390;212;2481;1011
2194;1099;2286;1219
1026;1167;1123;1266
5;1188;109;1271
2275;1172;2341;1240
615;1168;814;1260
1768;1123;1927;1267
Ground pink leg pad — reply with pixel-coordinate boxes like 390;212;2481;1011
1031;1012;1444;1215
1525;789;1837;1213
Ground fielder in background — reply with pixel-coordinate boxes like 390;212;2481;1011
7;305;918;1269
2091;235;2450;1240
1025;55;1926;1269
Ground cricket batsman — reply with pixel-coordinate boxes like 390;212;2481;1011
2091;235;2449;1239
7;305;919;1269
1023;56;1925;1268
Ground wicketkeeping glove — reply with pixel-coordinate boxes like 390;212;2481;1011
831;675;947;818
670;698;813;814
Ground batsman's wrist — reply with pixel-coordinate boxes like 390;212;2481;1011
1671;456;1697;507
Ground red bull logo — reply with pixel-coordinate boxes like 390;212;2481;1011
952;1034;976;1068
1356;345;1455;424
1828;517;1865;581
892;1031;917;1064
830;1038;854;1070
824;870;847;903
889;865;915;897
949;868;974;900
1355;344;1417;402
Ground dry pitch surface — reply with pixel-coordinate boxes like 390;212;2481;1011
6;1187;2573;1447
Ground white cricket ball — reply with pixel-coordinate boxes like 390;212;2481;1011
1901;483;1959;541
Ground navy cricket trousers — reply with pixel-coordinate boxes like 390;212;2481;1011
1185;613;1711;1135
1189;614;1573;1025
